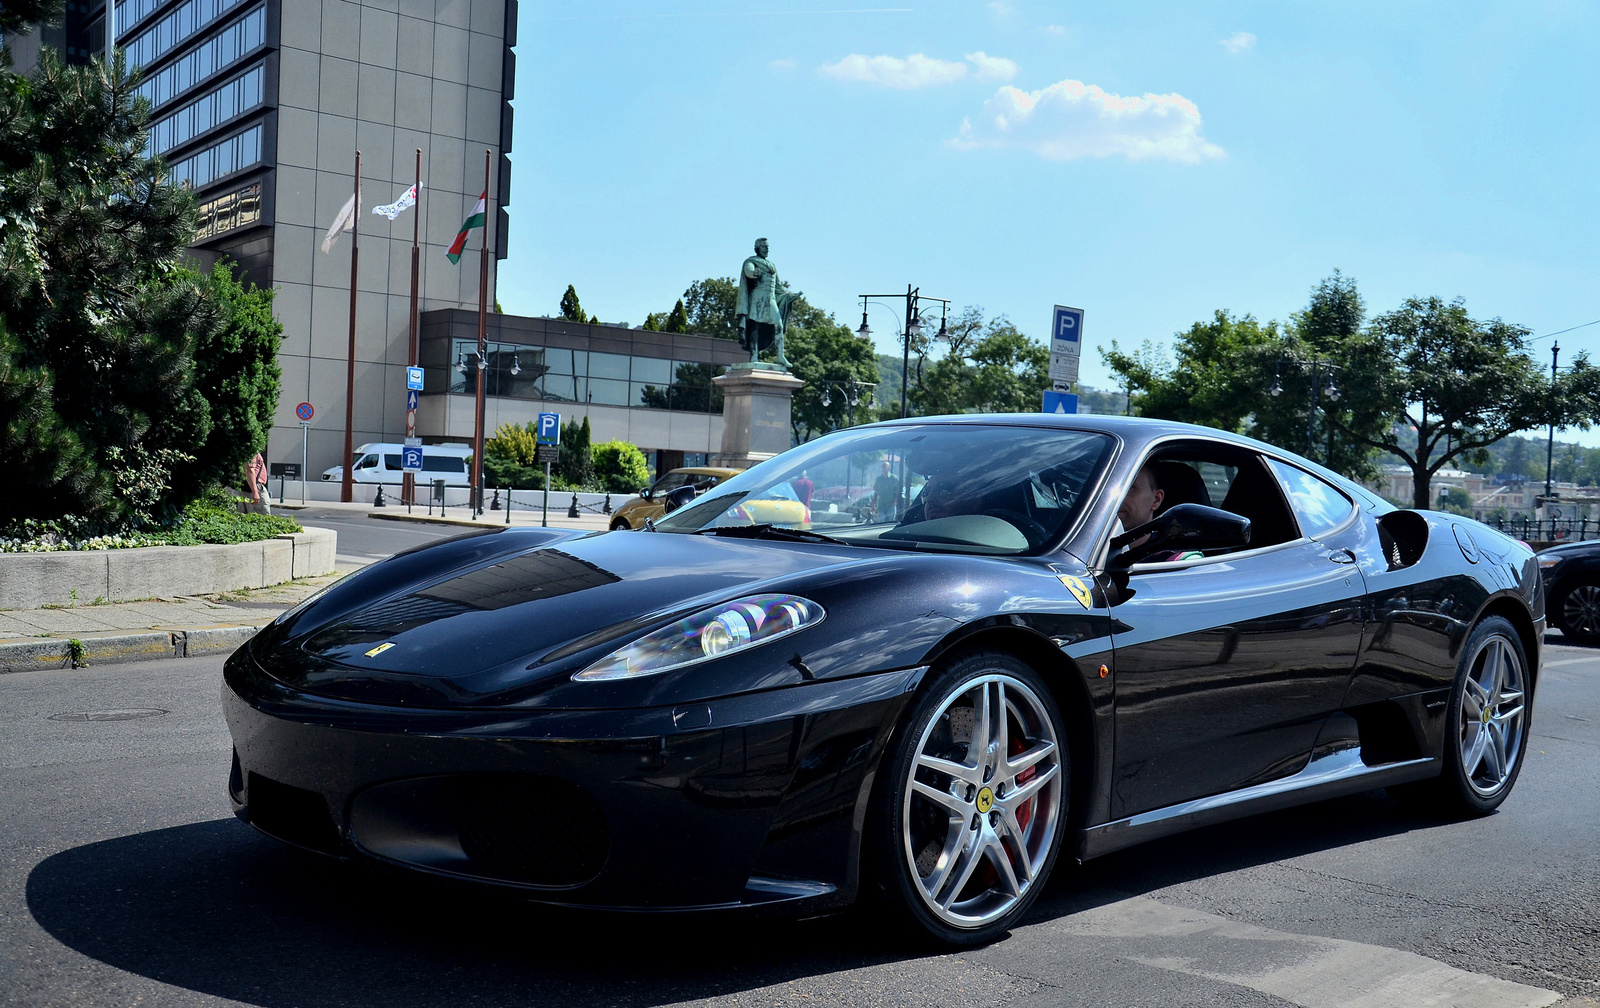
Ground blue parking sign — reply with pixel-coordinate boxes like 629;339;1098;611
1042;391;1079;415
406;366;424;391
1052;306;1084;347
537;412;561;445
401;446;424;472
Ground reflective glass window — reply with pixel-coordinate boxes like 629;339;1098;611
1265;459;1355;538
540;348;573;375
124;0;251;72
149;64;264;155
633;382;671;408
134;7;264;112
167;123;263;191
630;356;671;384
587;378;629;405
588;352;629;380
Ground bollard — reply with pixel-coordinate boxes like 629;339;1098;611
373;484;387;507
490;489;501;510
505;487;512;524
603;494;613;514
568;494;581;518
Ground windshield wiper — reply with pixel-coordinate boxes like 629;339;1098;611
697;523;850;546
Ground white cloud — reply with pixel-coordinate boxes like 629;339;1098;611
952;79;1225;164
770;58;797;69
964;51;1018;82
818;53;969;88
1221;32;1256;54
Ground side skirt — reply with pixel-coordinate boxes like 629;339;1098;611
1075;748;1438;861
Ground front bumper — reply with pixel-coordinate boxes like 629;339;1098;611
223;645;921;913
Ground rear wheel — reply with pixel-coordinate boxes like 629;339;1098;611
867;650;1067;946
1394;616;1530;816
1555;579;1600;643
609;517;631;531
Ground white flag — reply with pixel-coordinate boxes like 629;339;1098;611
372;182;421;221
320;191;359;253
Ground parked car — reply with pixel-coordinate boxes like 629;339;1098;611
609;467;741;529
321;442;473;486
1537;539;1600;642
225;414;1542;946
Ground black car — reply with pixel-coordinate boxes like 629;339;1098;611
224;415;1543;945
1537;539;1600;642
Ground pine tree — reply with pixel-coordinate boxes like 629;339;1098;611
559;284;584;322
664;299;689;333
641;313;662;331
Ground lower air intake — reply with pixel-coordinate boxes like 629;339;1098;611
455;774;609;887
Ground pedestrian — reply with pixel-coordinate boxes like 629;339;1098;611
873;459;901;520
245;451;270;514
791;470;814;507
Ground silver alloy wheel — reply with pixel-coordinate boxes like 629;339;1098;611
901;673;1063;929
1562;584;1600;637
1458;634;1527;797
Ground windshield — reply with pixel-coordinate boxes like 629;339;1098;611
652;423;1113;555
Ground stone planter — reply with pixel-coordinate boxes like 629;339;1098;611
0;527;337;610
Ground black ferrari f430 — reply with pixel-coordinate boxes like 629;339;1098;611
225;415;1543;944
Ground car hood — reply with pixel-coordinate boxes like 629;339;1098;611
1537;540;1598;559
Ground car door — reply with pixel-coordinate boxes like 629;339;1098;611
1107;451;1367;819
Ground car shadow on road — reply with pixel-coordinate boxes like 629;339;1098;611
24;791;1462;1007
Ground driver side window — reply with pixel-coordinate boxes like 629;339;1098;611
1129;448;1303;562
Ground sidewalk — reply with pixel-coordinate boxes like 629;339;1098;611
0;574;342;674
277;497;616;532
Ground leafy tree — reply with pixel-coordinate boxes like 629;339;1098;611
1103;310;1285;432
174;263;283;503
483;422;542;489
1339;297;1599;508
681;277;739;340
591;440;649;493
1;0;60;34
558;416;593;486
641;312;662;331
0;48;225;527
558;284;585;322
663;298;689;334
1438;486;1474;515
783;302;880;440
967;324;1049;413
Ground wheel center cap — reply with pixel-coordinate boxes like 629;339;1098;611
976;786;995;814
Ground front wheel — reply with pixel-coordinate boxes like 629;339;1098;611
1394;616;1530;816
867;650;1067;945
1555;579;1600;643
609;517;631;531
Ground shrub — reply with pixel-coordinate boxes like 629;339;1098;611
592;440;649;493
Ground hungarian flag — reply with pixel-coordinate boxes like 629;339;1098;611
445;191;487;263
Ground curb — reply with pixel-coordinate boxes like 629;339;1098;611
368;512;609;531
0;624;262;674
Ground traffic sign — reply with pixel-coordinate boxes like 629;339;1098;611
537;412;561;445
1042;390;1079;415
295;402;315;422
404;436;422;447
536;444;559;464
401;446;424;472
406;366;424;391
406;389;419;411
1048;306;1084;387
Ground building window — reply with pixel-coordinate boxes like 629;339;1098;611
148;64;263;155
445;340;725;413
168;122;261;191
194;180;262;241
133;6;264;112
123;0;251;73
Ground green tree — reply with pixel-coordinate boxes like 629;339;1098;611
0;0;60;33
0;48;222;527
641;312;662;331
591;439;649;492
1103;310;1285;432
558;416;594;486
783;302;880;440
483;422;542;489
681;277;739;340
967;323;1049;413
1340;297;1599;508
1438;486;1474;515
558;284;585;322
663;298;689;334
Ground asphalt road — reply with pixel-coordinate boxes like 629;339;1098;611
2;640;1597;1007
286;506;459;568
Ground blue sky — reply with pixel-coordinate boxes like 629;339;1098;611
501;1;1599;441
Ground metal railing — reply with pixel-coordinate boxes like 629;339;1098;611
1485;517;1600;543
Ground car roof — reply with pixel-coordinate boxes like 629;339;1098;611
671;467;742;477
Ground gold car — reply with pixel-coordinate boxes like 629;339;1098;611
609;467;742;530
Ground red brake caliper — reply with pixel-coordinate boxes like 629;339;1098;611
1012;730;1035;830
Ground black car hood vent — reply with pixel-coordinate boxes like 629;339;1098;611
284;532;861;687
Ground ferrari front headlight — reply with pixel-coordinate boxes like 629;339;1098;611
1538;555;1561;569
573;594;824;681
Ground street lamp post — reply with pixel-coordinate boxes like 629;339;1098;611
1546;341;1560;502
820;379;877;431
856;287;951;418
1269;357;1342;461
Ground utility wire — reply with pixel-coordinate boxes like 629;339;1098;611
1529;319;1600;343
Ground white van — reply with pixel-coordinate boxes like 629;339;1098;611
321;442;474;486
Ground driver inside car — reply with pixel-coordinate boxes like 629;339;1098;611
1116;462;1204;563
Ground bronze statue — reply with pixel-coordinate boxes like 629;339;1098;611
734;237;797;369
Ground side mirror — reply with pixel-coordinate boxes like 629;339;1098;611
1110;503;1251;568
662;485;698;514
641;488;654;500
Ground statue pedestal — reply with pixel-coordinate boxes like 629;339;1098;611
712;366;804;470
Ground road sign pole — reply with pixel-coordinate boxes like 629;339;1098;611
299;422;310;504
542;462;551;528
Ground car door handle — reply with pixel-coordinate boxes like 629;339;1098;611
1327;548;1357;564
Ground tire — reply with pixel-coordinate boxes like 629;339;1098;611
1395;616;1531;816
609;517;631;531
1554;579;1600;643
865;649;1068;946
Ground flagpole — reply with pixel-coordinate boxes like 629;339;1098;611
404;147;421;508
341;150;361;505
473;148;491;516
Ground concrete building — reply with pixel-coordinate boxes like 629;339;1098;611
10;0;518;478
